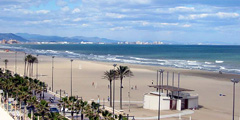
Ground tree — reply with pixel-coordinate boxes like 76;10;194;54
25;55;38;77
116;66;133;110
3;59;9;70
102;110;113;120
36;100;49;119
103;69;117;107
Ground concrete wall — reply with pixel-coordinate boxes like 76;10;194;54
143;94;170;110
177;99;181;111
188;97;198;109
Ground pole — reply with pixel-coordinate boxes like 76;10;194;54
178;73;180;98
60;89;62;100
172;72;174;98
71;59;73;96
113;64;117;118
156;70;159;92
167;72;169;96
161;71;164;93
128;71;131;112
24;53;26;76
52;56;54;92
15;52;17;74
36;55;38;79
233;82;235;120
158;82;161;120
159;71;161;93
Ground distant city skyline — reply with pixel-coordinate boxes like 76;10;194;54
0;0;239;44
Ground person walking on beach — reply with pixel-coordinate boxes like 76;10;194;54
152;80;154;85
92;82;94;86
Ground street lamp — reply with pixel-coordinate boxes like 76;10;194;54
15;52;17;74
158;69;164;120
24;52;26;76
36;54;39;79
52;56;55;92
56;89;66;101
113;63;117;117
231;78;240;120
70;59;73;96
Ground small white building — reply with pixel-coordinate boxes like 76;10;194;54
144;85;198;111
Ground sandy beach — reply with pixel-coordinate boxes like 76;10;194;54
1;50;240;120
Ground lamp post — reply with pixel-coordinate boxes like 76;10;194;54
15;52;17;74
52;56;55;92
70;59;73;96
128;71;131;112
158;69;164;120
36;54;38;79
231;78;240;120
56;89;66;101
113;63;117;118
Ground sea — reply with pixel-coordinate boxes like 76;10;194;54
1;44;240;74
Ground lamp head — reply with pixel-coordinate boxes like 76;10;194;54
231;78;240;83
159;69;164;73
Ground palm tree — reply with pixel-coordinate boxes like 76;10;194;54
84;102;100;120
25;55;38;77
116;66;133;110
102;110;113;120
58;96;69;117
3;59;9;70
36;100;49;119
80;100;88;120
103;69;116;107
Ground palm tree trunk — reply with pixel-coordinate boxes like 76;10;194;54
110;81;112;107
120;78;123;110
24;60;26;76
32;63;34;77
26;62;29;76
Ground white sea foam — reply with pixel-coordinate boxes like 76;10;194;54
205;62;212;64
220;66;225;70
215;60;224;63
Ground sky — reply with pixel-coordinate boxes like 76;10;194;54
0;0;240;44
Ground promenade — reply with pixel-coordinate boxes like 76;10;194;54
0;106;14;120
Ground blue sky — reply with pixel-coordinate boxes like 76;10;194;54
0;0;239;44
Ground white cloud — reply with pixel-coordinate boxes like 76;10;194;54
61;6;70;12
106;13;126;18
142;21;149;26
36;10;50;14
169;6;195;12
82;24;89;27
160;23;179;26
72;8;81;14
129;0;152;4
73;18;82;22
179;12;239;20
110;27;125;31
216;12;239;18
57;0;68;6
182;24;192;27
25;19;52;24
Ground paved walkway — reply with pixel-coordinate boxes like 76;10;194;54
134;110;194;120
0;106;14;120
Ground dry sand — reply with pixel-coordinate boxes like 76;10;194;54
1;50;240;120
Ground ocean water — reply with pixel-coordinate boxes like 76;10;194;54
1;44;240;74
